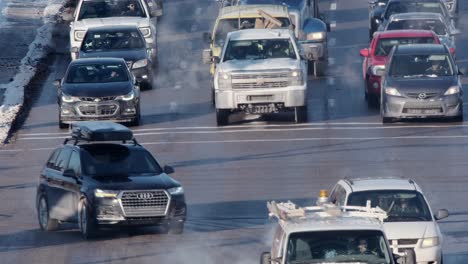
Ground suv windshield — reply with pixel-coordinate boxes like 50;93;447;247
81;144;162;176
66;63;129;83
375;37;436;56
348;190;433;222
385;2;444;19
223;39;296;61
388;54;453;77
82;30;145;52
387;19;447;35
286;230;392;264
214;18;290;46
78;0;146;20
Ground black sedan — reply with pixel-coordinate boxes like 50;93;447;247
72;25;154;89
55;58;141;128
379;44;463;123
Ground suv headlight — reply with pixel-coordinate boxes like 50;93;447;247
444;86;460;95
217;72;231;89
139;27;151;38
133;59;148;69
421;237;440;248
168;187;184;195
290;69;304;85
74;30;86;41
94;189;119;198
307;32;325;41
385;87;401;96
117;91;135;101
371;65;385;76
61;94;79;103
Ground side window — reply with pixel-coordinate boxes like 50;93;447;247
46;149;61;169
67;151;81;176
330;185;346;206
55;148;72;172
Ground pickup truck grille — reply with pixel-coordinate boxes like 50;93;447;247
231;71;290;89
232;81;289;89
120;190;170;217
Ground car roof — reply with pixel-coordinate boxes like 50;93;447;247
219;4;289;19
340;177;422;192
281;215;384;234
87;25;140;32
394;43;447;55
388;0;442;3
70;57;127;65
376;29;436;38
227;28;293;40
390;12;444;20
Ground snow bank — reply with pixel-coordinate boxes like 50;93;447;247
0;0;67;143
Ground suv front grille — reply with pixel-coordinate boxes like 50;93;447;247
120;190;170;217
77;104;119;116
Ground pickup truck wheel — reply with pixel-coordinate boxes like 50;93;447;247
216;109;229;126
37;194;59;231
294;106;308;123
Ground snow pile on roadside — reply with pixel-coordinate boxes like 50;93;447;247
0;0;67;143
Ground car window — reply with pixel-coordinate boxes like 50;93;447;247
82;30;145;52
389;54;454;77
223;39;297;61
66;63;129;83
375;37;436;56
78;0;146;20
385;2;444;19
55;148;72;172
387;19;447;35
67;151;81;176
46;149;61;169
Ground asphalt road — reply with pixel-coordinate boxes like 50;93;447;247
1;0;468;263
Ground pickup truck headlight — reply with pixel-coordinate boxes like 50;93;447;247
139;27;151;38
168;187;184;195
444;86;460;95
385;87;401;96
307;32;325;41
94;189;119;198
290;70;304;85
61;94;79;103
217;72;231;89
74;30;86;41
421;237;440;248
117;91;135;101
133;59;148;69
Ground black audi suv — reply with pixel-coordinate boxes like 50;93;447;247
36;122;186;239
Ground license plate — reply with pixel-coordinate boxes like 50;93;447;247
247;95;273;101
406;109;440;114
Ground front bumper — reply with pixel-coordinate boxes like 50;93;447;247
215;85;307;110
382;94;463;119
60;100;139;123
300;41;327;61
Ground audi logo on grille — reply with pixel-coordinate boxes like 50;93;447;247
137;193;154;199
418;93;427;99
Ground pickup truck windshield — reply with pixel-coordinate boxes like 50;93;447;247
223;38;297;61
286;230;392;264
78;0;147;20
82;30;145;52
348;190;433;222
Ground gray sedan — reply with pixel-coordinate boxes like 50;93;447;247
379;44;463;123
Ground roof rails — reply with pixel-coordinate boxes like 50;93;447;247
345;176;414;183
63;121;140;146
267;200;388;223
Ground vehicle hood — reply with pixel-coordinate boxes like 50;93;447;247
369;55;388;67
387;76;457;93
383;222;438;239
90;173;180;190
74;17;148;29
62;81;133;97
78;49;147;62
219;58;301;72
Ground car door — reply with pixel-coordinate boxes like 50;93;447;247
46;147;72;220
41;148;61;203
60;149;82;222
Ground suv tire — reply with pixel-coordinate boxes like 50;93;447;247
78;198;97;240
216;109;229;126
37;194;59;231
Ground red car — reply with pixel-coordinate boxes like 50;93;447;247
360;30;443;107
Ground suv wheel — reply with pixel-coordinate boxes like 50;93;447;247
294;106;308;123
216;109;229;126
37;194;59;231
78;198;97;240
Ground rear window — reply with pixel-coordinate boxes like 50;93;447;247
66;63;129;83
385;2;444;19
387;19;447;35
78;0;147;20
375;37;436;56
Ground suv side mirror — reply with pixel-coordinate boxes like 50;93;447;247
435;209;449;220
163;165;175;174
202;49;213;64
202;32;211;44
63;169;77;178
360;48;370;57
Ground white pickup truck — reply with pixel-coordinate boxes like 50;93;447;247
69;0;159;60
208;28;308;126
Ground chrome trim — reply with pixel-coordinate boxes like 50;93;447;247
75;103;120;117
117;189;171;217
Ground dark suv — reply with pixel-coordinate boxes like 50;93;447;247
36;122;186;239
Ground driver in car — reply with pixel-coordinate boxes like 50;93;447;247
425;60;447;75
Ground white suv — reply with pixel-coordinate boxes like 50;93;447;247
69;0;158;60
329;177;448;264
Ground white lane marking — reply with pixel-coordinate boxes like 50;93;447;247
331;21;337;28
329;38;336;47
330;3;337;10
169;102;178;111
329;57;336;65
